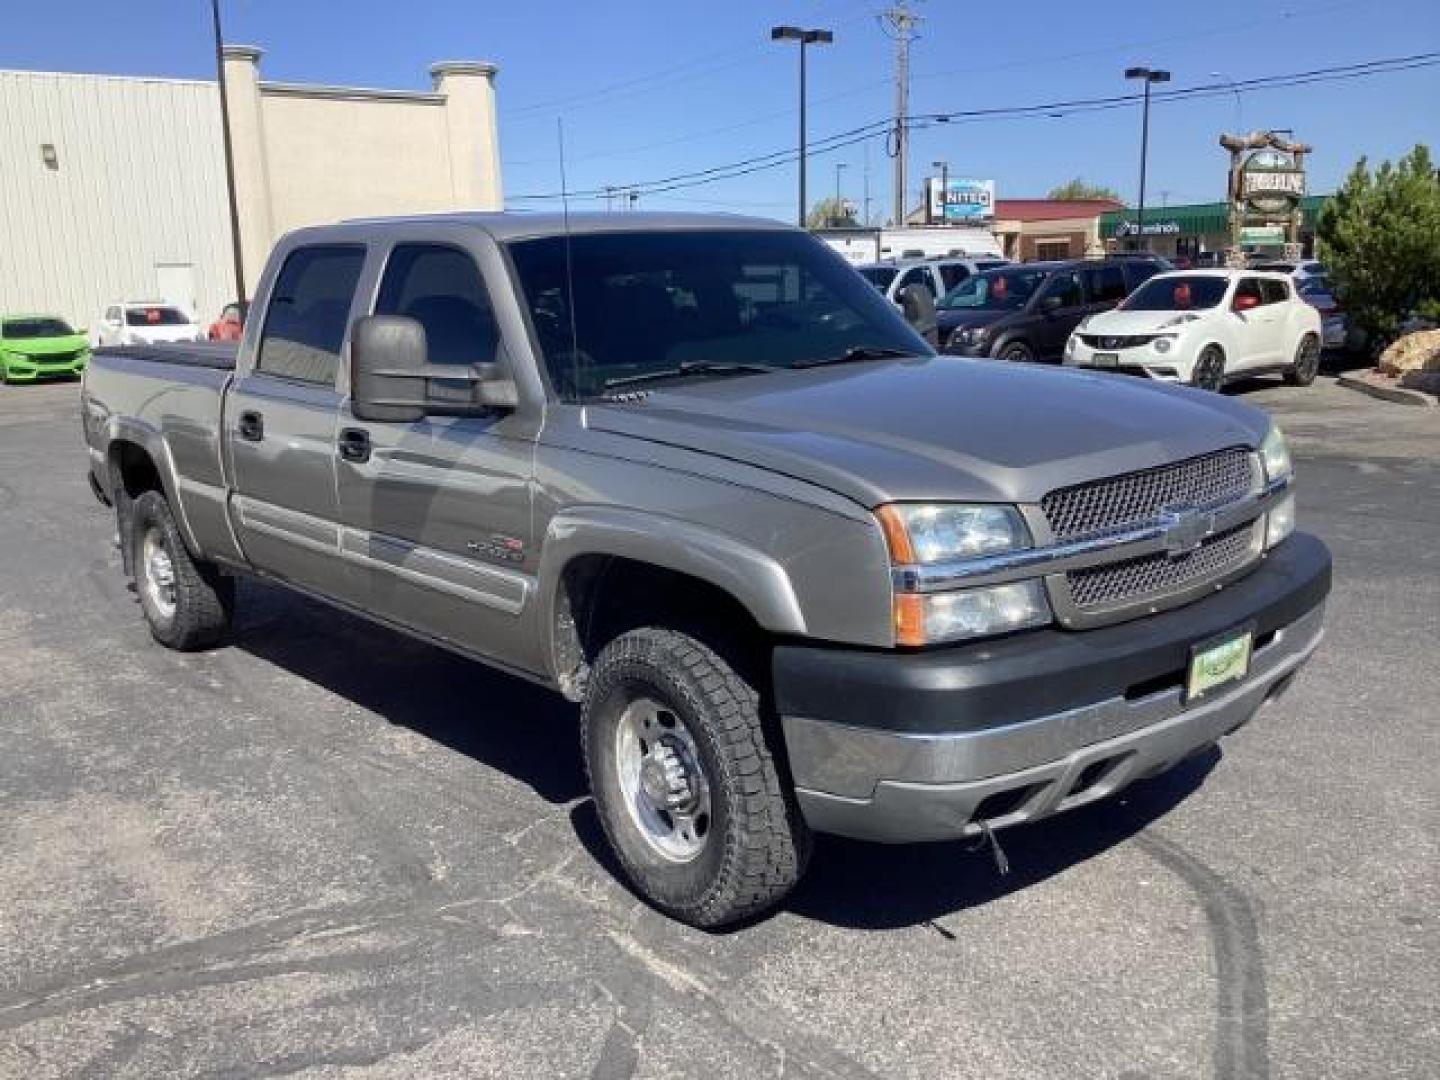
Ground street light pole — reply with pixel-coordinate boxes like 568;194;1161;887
931;159;948;225
210;0;246;303
771;25;834;229
834;162;847;221
1124;66;1170;250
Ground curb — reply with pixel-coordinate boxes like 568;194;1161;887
1336;373;1437;409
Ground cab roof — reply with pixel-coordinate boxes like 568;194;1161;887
335;210;794;243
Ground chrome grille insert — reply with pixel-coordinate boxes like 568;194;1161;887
1064;522;1259;611
1041;447;1257;542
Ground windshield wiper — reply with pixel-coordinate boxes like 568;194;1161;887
791;345;915;369
601;361;776;393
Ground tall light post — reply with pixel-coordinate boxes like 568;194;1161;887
834;162;848;223
931;159;949;225
1124;66;1170;249
771;25;834;228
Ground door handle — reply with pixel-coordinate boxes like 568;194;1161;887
238;410;264;442
338;427;372;463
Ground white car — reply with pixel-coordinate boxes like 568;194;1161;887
93;301;203;347
1064;270;1322;391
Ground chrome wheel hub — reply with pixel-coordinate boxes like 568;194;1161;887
615;696;711;863
141;527;177;620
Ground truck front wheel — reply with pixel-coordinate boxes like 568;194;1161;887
128;490;234;651
582;627;809;928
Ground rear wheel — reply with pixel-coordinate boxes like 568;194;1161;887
1191;345;1226;392
128;490;234;650
582;627;809;928
1285;333;1320;386
997;340;1034;363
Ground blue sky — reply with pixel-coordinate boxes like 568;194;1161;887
7;0;1439;222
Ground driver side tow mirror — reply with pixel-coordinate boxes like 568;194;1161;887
349;315;518;424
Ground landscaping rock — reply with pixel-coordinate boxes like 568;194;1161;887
1378;329;1440;376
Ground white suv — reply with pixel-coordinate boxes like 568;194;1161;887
856;256;1009;309
1064;270;1322;391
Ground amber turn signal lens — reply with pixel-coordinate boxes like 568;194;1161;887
893;593;926;647
874;504;918;564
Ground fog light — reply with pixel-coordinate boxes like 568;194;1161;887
1153;335;1174;353
1265;493;1295;549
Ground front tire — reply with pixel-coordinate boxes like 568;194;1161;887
996;340;1035;363
1285;333;1320;386
1191;345;1226;392
128;490;234;650
582;627;809;928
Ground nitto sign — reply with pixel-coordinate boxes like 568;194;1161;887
929;178;995;222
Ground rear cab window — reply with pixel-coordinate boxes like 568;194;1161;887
256;245;366;385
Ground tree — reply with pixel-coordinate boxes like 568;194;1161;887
1047;178;1121;202
1317;145;1440;346
806;196;858;229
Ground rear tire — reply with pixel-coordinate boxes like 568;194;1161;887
1285;333;1320;386
1191;345;1226;392
128;490;234;651
997;340;1035;363
581;627;809;928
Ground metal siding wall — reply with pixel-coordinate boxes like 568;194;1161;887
0;71;233;330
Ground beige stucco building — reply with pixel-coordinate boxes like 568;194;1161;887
0;51;501;328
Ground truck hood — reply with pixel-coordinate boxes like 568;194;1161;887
3;333;89;357
583;357;1269;506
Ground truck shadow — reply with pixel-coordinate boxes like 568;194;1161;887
231;579;587;806
232;577;1219;931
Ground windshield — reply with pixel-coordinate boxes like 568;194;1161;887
1121;275;1229;311
3;317;75;339
856;265;898;291
507;230;929;401
938;267;1048;310
125;306;190;326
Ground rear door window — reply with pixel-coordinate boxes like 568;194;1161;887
938;263;970;292
1039;269;1085;308
1085;264;1128;304
896;266;934;298
1261;278;1291;304
374;244;501;367
256;245;365;384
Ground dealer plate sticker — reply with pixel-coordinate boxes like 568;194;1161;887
1187;629;1253;701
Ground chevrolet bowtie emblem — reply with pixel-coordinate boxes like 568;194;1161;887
1158;504;1216;558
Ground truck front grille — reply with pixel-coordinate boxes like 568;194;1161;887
1041;447;1258;542
1064;521;1260;611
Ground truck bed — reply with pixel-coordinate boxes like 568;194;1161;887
95;342;238;370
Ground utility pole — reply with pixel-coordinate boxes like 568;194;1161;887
881;2;922;226
210;0;246;303
834;162;847;222
863;142;872;227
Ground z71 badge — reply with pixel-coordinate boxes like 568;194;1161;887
466;534;526;564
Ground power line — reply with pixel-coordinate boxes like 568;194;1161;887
505;51;1440;205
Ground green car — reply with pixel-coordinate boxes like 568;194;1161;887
0;314;92;383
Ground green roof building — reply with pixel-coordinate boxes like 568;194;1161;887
1100;195;1330;259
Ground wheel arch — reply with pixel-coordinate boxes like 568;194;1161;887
103;418;201;562
537;507;807;700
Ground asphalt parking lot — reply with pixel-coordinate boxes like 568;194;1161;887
1;373;1435;1080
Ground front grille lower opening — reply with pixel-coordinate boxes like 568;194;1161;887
972;783;1044;824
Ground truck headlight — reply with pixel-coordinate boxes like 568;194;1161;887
877;503;1051;645
895;580;1051;645
876;503;1031;564
1259;425;1292;482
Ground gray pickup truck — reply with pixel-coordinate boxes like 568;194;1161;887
82;212;1330;927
